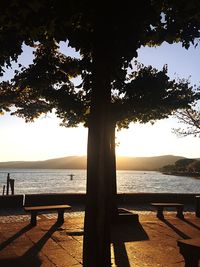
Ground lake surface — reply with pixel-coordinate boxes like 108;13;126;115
0;169;200;195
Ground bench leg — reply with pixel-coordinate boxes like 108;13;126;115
30;211;37;226
157;208;164;219
57;210;64;224
176;207;184;219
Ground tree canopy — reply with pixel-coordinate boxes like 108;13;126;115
0;48;197;128
173;108;200;137
1;1;200;75
1;1;199;127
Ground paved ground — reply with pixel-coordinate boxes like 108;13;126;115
0;208;200;266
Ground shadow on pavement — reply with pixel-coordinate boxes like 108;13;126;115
161;218;191;239
111;221;149;267
182;218;200;231
0;221;62;267
0;255;42;267
0;224;33;250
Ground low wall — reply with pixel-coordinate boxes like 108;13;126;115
0;195;24;209
117;193;199;205
0;193;199;209
24;193;86;207
24;193;199;206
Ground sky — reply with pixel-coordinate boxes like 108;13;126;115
0;42;200;162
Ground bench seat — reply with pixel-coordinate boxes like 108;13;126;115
177;238;200;267
151;202;184;219
24;204;71;226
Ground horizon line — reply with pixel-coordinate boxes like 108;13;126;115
0;154;197;163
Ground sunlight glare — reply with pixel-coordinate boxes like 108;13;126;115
116;119;200;158
0;113;88;162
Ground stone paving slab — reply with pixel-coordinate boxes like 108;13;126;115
111;214;200;267
0;216;84;267
0;210;200;266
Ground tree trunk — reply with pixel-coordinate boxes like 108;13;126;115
109;122;118;219
83;44;112;265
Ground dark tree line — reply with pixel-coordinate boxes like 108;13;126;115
161;158;200;173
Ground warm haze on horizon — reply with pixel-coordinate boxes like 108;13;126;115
0;42;200;162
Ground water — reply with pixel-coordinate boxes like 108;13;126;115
0;169;200;195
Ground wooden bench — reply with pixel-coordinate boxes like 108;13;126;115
177;238;200;267
24;204;71;226
150;202;184;219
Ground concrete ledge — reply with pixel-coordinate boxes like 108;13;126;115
0;195;24;209
24;193;86;207
0;193;198;209
117;193;198;205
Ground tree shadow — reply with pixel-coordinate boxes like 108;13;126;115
111;221;149;267
161;218;190;239
0;221;62;267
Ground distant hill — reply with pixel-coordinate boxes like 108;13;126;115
0;155;186;170
116;155;185;170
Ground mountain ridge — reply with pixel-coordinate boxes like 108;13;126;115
0;155;188;170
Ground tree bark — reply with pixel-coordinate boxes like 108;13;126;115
83;44;112;266
109;121;118;219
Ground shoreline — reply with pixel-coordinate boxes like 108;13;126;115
162;171;200;179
